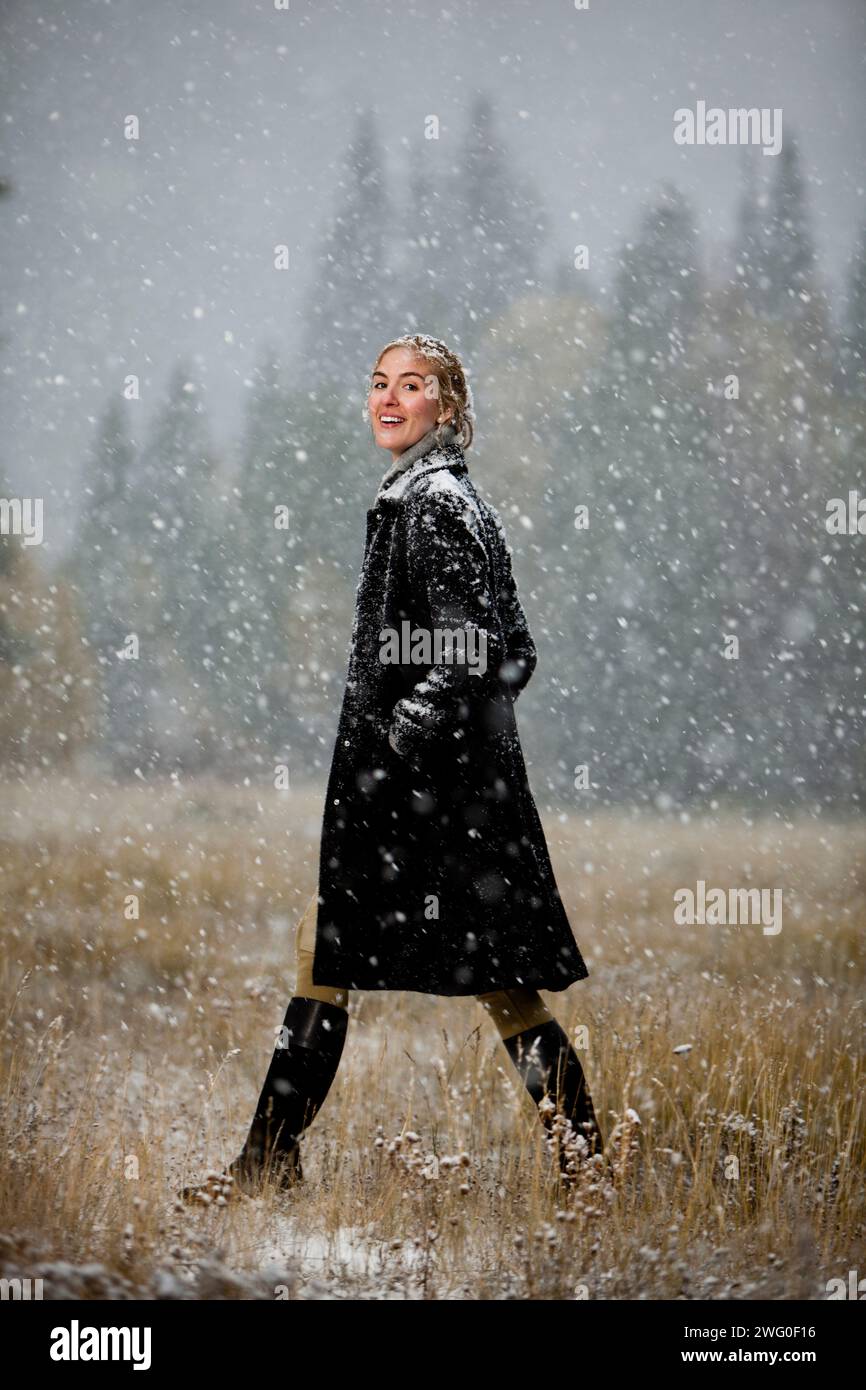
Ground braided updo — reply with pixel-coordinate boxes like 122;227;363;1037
369;334;475;449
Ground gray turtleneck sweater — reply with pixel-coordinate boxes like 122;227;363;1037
374;422;459;505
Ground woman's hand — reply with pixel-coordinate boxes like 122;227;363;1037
386;720;426;774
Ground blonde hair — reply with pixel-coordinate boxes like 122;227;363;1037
370;334;475;449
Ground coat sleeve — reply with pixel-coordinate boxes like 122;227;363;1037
386;483;505;763
489;508;537;702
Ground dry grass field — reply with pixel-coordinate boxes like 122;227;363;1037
0;776;864;1300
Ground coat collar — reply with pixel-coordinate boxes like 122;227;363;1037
373;423;467;508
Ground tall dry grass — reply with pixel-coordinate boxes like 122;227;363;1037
0;777;863;1299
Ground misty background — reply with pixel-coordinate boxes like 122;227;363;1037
1;0;865;809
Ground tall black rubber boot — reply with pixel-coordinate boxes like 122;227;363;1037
182;996;348;1202
230;996;349;1191
503;1019;604;1178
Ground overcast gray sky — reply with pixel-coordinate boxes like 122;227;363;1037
1;0;864;555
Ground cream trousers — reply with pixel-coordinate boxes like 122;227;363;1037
294;892;553;1041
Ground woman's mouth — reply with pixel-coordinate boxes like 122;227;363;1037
378;415;406;430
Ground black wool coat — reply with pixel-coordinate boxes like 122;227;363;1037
312;423;590;996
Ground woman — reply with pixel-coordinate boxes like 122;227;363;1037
183;334;603;1203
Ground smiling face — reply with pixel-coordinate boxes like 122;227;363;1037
368;346;452;460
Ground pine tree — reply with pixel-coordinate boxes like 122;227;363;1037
395;168;453;337
301;110;396;390
450;95;545;359
214;345;304;771
119;364;222;774
763;135;817;323
732;155;772;318
610;181;702;378
586;182;708;802
68;396;140;763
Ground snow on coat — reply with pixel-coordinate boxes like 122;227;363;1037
312;422;590;995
